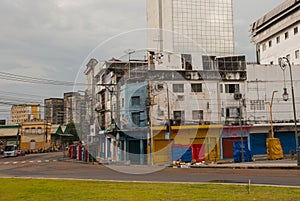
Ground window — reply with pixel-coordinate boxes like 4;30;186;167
262;43;266;51
220;84;223;93
286;54;291;61
181;54;192;70
131;112;140;127
285;31;289;39
202;55;214;70
173;84;184;93
226;107;240;118
295;50;300;59
268;40;272;47
192;110;204;121
25;128;29;134
37;127;42;134
250;100;265;111
191;84;202;92
225;84;239;93
122;98;124;108
131;96;140;106
173;111;185;120
276;36;280;44
294;27;298;35
31;128;36;134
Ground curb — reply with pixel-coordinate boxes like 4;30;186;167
190;165;300;169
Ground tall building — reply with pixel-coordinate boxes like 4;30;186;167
10;104;40;125
147;0;235;56
63;92;85;125
250;0;300;64
44;98;64;125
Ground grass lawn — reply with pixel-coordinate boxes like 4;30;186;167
0;178;299;201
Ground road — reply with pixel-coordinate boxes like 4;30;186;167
0;152;299;186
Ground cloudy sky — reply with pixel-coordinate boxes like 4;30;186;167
0;0;284;119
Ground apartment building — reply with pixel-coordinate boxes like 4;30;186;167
44;98;64;125
250;0;300;64
10;104;40;125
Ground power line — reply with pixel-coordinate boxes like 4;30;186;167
0;71;87;86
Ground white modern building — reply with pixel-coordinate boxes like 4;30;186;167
250;0;300;65
147;0;235;57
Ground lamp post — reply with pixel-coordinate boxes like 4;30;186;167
279;57;299;166
269;91;278;139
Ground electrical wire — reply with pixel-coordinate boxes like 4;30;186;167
0;71;87;86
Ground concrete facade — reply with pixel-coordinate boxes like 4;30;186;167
44;98;64;125
9;104;40;125
250;0;300;64
20;119;51;152
245;64;300;124
63;92;85;126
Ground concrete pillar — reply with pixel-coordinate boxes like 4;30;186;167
124;139;127;161
140;139;144;165
105;137;108;159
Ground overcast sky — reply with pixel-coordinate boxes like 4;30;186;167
0;0;285;119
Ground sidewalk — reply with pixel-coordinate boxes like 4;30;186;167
191;158;299;169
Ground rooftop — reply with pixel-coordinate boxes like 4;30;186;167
250;0;300;34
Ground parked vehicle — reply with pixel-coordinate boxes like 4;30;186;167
16;150;25;156
3;145;17;157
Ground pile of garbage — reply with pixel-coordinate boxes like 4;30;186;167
172;159;207;168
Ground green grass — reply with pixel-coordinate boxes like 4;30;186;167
0;178;299;201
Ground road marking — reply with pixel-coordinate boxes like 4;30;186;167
0;158;60;165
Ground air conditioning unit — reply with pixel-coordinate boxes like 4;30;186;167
191;72;200;80
234;93;242;100
226;73;234;80
185;72;191;80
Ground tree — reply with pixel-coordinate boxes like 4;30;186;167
65;122;80;144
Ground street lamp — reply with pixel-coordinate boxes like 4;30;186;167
282;87;289;102
278;57;299;166
269;90;278;139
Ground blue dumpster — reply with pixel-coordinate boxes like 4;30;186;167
233;141;252;162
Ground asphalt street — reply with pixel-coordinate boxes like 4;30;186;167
0;152;299;186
